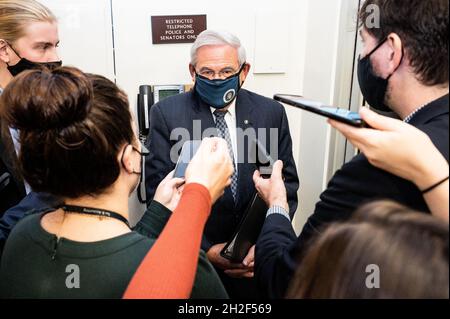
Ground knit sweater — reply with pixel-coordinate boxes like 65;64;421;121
0;184;227;299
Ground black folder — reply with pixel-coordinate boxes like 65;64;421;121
220;193;268;263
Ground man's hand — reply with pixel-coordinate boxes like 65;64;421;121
253;161;289;212
186;138;233;204
329;107;449;191
224;245;255;278
207;243;255;278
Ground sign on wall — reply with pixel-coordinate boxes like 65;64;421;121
151;15;207;44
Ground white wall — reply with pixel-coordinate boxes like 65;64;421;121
111;0;307;112
283;0;359;234
40;0;115;80
38;0;358;230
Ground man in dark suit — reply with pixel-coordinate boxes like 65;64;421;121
145;30;299;298
255;0;449;298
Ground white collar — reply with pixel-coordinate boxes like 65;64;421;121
210;99;236;118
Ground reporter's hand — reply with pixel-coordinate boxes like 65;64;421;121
206;243;247;273
328;107;449;191
253;160;289;212
185;137;234;204
153;171;185;211
224;245;255;279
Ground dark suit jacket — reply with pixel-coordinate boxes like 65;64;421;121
0;119;25;216
255;94;449;298
145;89;299;252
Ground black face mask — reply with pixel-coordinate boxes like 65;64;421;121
6;43;62;76
357;37;404;112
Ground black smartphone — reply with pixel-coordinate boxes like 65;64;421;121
173;140;202;179
274;94;367;127
220;193;268;263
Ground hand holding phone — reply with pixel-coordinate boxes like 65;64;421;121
274;94;368;128
173;140;202;179
252;138;275;178
183;138;234;204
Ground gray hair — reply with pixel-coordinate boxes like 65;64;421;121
190;30;247;67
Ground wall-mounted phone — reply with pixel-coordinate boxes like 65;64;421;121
154;85;185;104
136;84;192;204
137;85;154;141
137;84;192;143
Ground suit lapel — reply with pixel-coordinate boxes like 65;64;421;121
235;90;257;211
191;92;217;136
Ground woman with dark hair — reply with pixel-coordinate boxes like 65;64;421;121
287;201;449;299
0;66;233;298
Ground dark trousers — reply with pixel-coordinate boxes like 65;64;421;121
217;268;260;299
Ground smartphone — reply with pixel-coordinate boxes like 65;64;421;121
173;140;202;179
274;94;367;127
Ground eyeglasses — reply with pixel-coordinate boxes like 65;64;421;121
196;63;246;80
198;69;238;79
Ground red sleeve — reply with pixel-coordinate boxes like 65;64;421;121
123;183;211;299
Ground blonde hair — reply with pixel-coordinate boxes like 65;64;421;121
0;0;56;44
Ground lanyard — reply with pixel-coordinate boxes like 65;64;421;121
59;205;130;229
